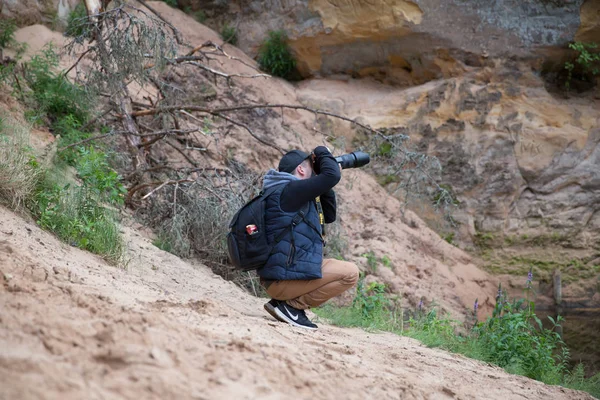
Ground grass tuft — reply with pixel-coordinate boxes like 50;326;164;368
0;115;43;209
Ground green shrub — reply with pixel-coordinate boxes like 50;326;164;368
75;146;126;205
221;24;237;45
257;31;297;79
315;278;401;331
52;114;93;164
0;19;18;50
10;46;125;264
24;46;91;126
473;292;567;382
442;232;455;244
65;3;90;38
565;42;600;89
353;279;388;321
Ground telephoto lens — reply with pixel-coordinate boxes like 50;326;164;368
335;151;370;169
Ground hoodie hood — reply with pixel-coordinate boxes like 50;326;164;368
262;168;298;191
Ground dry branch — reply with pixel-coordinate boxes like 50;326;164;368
58;128;199;152
129;103;378;136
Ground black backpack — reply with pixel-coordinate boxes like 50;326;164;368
227;186;304;271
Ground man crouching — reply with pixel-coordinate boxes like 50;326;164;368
258;146;359;330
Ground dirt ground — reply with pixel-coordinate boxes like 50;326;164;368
0;206;593;400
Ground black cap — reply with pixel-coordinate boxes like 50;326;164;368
278;150;310;173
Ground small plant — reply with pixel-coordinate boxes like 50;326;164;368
381;255;392;268
65;3;91;38
352;279;389;322
75;146;126;205
194;10;207;23
0;19;20;52
564;42;600;89
362;250;378;272
153;234;174;253
221;24;237;45
257;31;297;79
24;46;91;126
563;364;600;398
442;232;455;244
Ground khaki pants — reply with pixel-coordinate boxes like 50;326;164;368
265;258;359;310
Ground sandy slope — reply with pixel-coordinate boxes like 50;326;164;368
0;206;592;400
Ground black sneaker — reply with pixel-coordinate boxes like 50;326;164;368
273;302;318;330
264;299;286;322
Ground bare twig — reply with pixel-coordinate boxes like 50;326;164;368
165;138;199;167
58;131;115;151
214;113;284;154
128;178;193;202
141;178;193;200
80;107;114;132
182;61;270;80
64;47;93;77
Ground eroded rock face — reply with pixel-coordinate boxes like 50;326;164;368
220;0;587;82
295;59;600;248
576;0;600;43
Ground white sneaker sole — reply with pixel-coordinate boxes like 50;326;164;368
264;302;286;322
273;307;318;330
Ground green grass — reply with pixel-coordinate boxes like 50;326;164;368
314;278;600;398
30;160;124;265
0;115;43;208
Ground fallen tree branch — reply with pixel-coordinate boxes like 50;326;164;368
64;47;94;77
180;61;271;80
141;178;193;200
214;113;284;154
129;103;378;136
58;128;199;152
126;178;193;203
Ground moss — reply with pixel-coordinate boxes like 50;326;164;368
474;232;495;249
483;255;598;284
376;174;400;186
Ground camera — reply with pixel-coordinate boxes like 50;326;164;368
335;151;370;169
